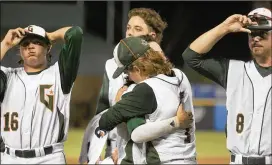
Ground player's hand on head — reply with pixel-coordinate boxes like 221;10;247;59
2;27;28;49
46;32;55;43
222;14;257;34
176;104;193;128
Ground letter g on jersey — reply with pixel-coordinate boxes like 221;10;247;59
40;85;54;111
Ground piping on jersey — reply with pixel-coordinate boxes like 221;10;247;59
244;64;255;153
16;71;26;149
258;87;272;155
153;72;184;87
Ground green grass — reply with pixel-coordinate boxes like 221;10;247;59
64;129;85;158
195;131;229;158
64;129;229;159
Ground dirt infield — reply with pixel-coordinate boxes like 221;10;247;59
197;157;229;164
66;156;230;164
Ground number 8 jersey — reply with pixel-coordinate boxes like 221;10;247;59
226;60;271;156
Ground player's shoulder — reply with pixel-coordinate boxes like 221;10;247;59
105;58;117;68
105;58;118;77
172;68;192;91
229;59;246;67
172;67;189;83
1;66;24;74
44;61;62;74
228;59;251;75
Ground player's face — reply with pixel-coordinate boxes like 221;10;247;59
20;38;49;68
248;30;272;59
126;16;156;38
126;66;146;84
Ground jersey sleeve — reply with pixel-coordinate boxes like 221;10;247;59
182;47;229;89
126;117;146;136
129;117;179;143
98;83;157;131
95;68;110;115
58;26;83;94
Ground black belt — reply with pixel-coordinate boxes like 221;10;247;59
6;146;53;158
231;154;266;164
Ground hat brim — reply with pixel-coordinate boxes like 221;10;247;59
113;66;126;79
247;25;272;31
19;33;50;45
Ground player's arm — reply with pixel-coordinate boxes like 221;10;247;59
48;26;83;94
130;91;194;143
182;17;231;88
182;46;229;89
129;117;182;143
95;69;110;115
1;42;10;61
98;83;157;131
129;76;194;143
1;28;27;60
183;15;256;89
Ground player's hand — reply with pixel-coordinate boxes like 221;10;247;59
46;32;56;44
115;86;128;102
99;131;105;137
221;14;257;33
2;28;28;49
175;104;193;128
95;156;102;164
111;148;118;165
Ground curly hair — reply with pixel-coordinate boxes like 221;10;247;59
128;49;173;78
128;8;168;44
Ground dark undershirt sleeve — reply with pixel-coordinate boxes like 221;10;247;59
99;83;157;131
95;70;110;115
58;26;83;94
182;47;229;89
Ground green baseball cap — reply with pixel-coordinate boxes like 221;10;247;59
113;37;151;79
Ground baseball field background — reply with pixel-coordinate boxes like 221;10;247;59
63;80;230;164
64;129;230;164
2;1;266;164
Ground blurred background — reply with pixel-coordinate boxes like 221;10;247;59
1;1;271;164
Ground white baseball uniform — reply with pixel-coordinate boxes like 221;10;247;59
183;44;272;164
227;60;271;164
0;26;82;164
98;68;197;164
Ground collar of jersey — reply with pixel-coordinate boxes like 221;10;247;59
154;74;181;86
26;67;48;75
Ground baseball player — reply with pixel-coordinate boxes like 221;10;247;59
0;25;82;164
79;37;195;164
182;7;271;164
96;36;197;164
80;8;169;163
